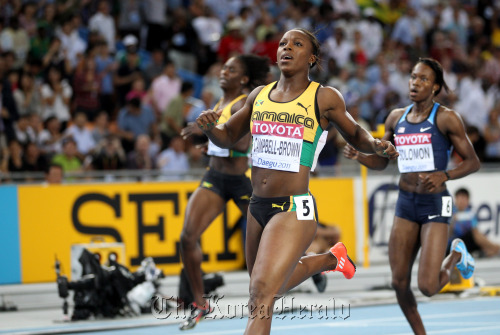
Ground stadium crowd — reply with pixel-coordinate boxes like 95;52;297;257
0;0;499;181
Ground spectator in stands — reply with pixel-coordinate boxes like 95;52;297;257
440;0;469;48
1;139;24;172
192;5;224;75
41;37;71;78
91;111;110;146
358;7;383;61
161;81;194;147
254;12;278;43
44;163;64;184
143;48;165;88
38;3;57;39
322;26;353;68
28;113;43;145
73;54;101;121
19;1;38;39
13;72;42;117
0;75;20;143
217;19;245;63
449;188;500;257
126;134;155;170
0;17;30;69
88;0;116;54
125;75;147;104
114;35;141;108
391;6;425;47
51;136;82;173
165;8;200;73
116;97;157;153
149;59;182;120
371;68;398;124
23;141;47;172
142;0;168;52
29;24;52;63
346;65;373;124
455;66;491;132
64;111;96;159
90;134;126;171
14;114;36;147
156;135;189;179
484;105;500;162
38;116;63;157
117;0;142;41
40;66;72;127
94;40;116;118
56;16;87;70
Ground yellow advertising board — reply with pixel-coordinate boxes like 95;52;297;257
17;178;355;283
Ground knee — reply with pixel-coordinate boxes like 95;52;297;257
180;229;198;249
248;277;277;307
417;278;438;297
391;276;410;293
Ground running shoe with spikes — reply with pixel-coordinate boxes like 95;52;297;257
452;238;475;279
179;301;213;331
328;242;356;279
312;272;327;293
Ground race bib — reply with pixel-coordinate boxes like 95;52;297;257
294;195;314;220
251;121;303;172
207;140;230;157
441;196;452;217
395;133;435;172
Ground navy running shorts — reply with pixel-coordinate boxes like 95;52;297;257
395;189;452;225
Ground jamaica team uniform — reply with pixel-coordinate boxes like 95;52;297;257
394;102;453;224
250;81;327;172
249;81;326;227
200;95;252;208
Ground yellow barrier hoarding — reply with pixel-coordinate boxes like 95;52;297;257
18;178;355;283
309;177;356;258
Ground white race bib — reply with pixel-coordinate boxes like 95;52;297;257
441;196;452;217
207;140;230;157
294;195;314;220
251;121;303;172
395;133;435;172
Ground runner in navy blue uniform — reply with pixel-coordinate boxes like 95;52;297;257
344;58;480;335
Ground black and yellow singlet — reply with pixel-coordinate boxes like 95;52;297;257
207;94;249;158
250;81;327;172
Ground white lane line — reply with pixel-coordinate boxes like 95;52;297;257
172;308;500;335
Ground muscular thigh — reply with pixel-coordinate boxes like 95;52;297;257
245;212;262;276
183;187;226;236
389;217;421;280
418;222;449;280
250;212;317;292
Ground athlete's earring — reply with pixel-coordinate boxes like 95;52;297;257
432;90;435;95
241;80;245;85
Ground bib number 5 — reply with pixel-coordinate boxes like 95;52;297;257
294;195;314;220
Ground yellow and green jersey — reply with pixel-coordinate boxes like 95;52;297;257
250;81;327;172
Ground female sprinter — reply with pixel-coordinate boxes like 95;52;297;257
196;28;398;334
344;57;480;334
179;54;269;330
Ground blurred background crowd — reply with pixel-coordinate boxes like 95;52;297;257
0;0;499;182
